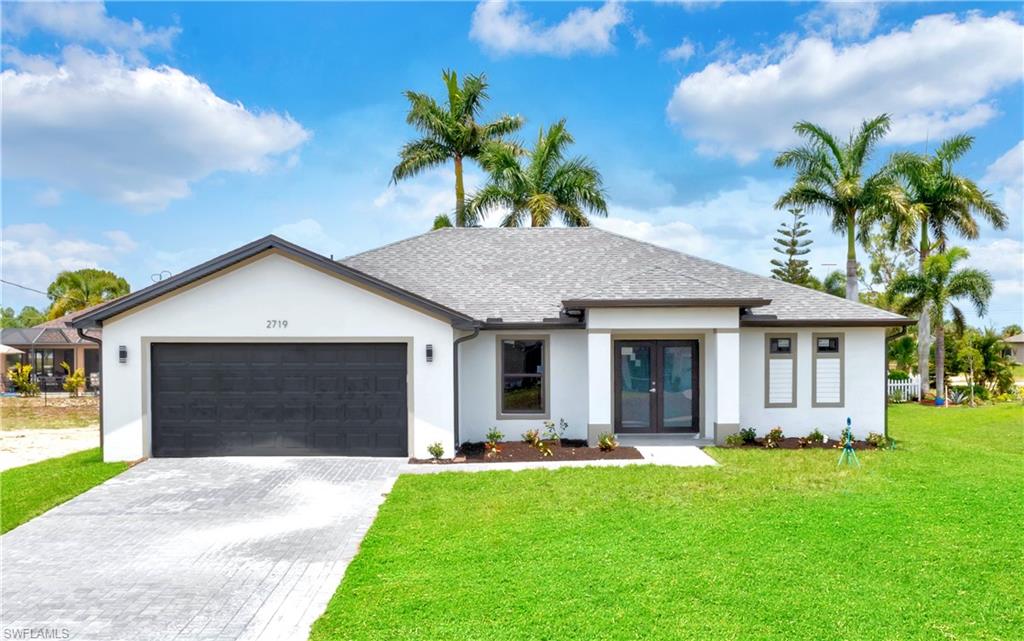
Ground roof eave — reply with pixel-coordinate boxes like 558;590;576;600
740;317;915;328
562;297;772;309
71;235;476;329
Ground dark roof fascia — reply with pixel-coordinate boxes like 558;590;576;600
71;235;477;328
480;320;586;331
740;317;915;328
562;297;772;309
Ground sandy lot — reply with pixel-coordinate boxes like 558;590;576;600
0;427;99;471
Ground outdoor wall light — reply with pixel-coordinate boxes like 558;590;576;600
119;345;128;363
425;344;434;362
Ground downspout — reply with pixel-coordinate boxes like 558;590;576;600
77;328;103;453
884;326;908;439
452;326;481;453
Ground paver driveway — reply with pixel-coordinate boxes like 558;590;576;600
1;457;404;641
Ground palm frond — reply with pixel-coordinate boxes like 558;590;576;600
848;113;891;169
391;138;450;183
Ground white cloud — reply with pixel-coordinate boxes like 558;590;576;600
2;2;179;61
667;12;1024;162
33;188;62;207
0;224;139;301
801;2;881;40
373;166;487;225
983;140;1023;217
662;39;695;62
595;216;711;256
965;238;1024;323
271;219;344;257
470;0;628;56
1;45;311;211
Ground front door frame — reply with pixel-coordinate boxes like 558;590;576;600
613;338;700;434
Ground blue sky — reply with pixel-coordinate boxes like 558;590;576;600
2;1;1021;327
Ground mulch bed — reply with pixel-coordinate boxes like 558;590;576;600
726;437;877;450
409;439;644;464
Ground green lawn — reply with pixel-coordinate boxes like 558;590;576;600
311;404;1024;641
1;448;129;533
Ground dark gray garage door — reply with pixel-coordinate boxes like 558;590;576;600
151;343;407;457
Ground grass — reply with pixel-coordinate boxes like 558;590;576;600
0;395;99;429
311;404;1024;641
1;448;128;533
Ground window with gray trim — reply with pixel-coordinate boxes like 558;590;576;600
812;333;844;407
499;338;547;415
765;333;797;408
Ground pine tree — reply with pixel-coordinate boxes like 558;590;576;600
770;208;813;285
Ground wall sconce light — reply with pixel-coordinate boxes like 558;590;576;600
118;345;128;363
425;344;434;362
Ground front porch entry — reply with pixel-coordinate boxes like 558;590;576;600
614;340;699;434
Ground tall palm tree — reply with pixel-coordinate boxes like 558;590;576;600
46;268;130;319
881;134;1008;398
889;247;992;403
466;119;608;227
391;70;523;227
774;114;904;301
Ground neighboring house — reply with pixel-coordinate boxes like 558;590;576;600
1004;334;1024;364
1;306;104;391
71;229;912;461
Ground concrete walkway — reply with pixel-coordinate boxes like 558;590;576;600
1;457;404;641
404;445;717;474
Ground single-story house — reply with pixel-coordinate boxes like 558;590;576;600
2;308;103;391
71;228;912;461
1003;334;1024;364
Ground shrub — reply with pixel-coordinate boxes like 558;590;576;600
597;432;618;451
724;433;744;447
521;429;542;447
947;387;969;405
805;428;825;444
763;427;784;449
61;363;86;396
888;370;910;380
427;442;445;460
536;441;553;457
866;432;891;449
485;427;504;444
7;364;39;397
738;427;757;444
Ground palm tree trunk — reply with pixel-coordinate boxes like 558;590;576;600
934;319;945;403
917;219;931;399
845;211;858;301
454;154;465;227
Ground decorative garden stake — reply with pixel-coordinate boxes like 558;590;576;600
837;417;860;468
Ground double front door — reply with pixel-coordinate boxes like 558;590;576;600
615;340;699;434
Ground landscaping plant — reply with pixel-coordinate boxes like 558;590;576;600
521;429;542;447
484;427;503;458
7;363;39;397
597;432;618;452
427;442;445;460
61;362;86;396
738;427;757;444
724;433;744;447
805;428;826;444
763;427;784;449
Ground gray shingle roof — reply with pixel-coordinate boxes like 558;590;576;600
341;227;910;326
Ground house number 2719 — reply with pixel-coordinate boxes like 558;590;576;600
266;320;289;329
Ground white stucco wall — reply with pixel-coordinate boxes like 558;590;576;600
587;307;740;330
458;329;589;442
99;252;455;461
739;327;886;439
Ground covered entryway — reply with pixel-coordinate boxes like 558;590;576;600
151;343;408;457
614;340;699;434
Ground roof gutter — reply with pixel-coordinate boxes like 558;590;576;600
76;328;104;455
452;325;481;453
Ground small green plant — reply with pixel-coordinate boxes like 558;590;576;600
522;429;542;447
7;363;39;397
805;428;825;444
61;362;86;396
763;427;784;449
543;418;570;441
597;432;618;452
866;432;891;449
427;442;445;460
724;433;744;447
738;427;757;444
484;427;504;458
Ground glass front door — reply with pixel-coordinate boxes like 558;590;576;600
615;340;699;433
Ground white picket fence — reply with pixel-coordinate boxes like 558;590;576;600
887;375;921;401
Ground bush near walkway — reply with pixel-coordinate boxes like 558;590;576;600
311;404;1023;641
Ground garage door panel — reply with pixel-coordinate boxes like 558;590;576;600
152;343;408;457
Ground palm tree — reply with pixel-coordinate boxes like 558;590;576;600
889;247;992;403
467;119;608;227
881;134;1008;398
47;268;130;319
774;114;904;301
391;70;523;227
